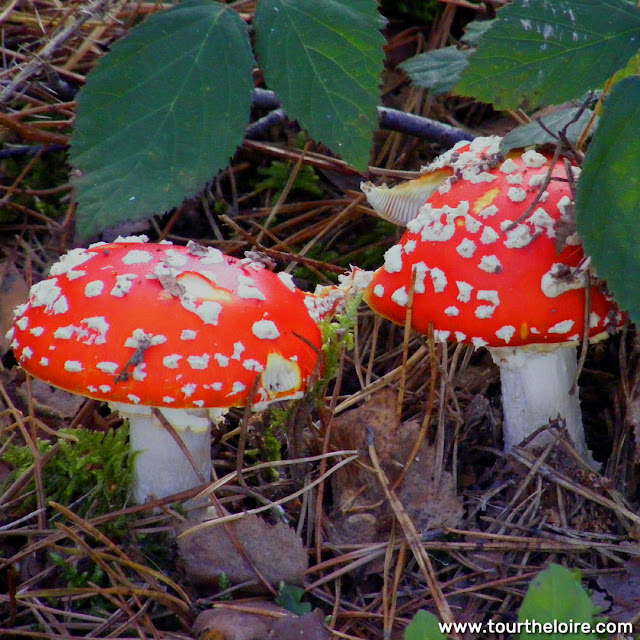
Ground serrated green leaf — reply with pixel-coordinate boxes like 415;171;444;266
500;107;595;154
455;0;640;110
254;0;385;171
576;76;640;324
401;47;470;95
404;610;446;640
461;19;495;45
71;0;254;239
517;564;597;639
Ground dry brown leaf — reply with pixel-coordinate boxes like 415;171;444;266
329;389;463;546
193;601;289;640
594;558;640;622
178;512;308;591
0;260;28;354
267;610;330;640
17;378;87;419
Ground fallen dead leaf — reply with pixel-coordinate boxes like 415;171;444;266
329;389;463;547
193;601;290;640
594;558;640;622
16;378;87;419
268;609;330;640
178;512;308;592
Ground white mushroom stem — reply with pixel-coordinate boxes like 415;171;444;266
488;346;593;462
111;403;220;504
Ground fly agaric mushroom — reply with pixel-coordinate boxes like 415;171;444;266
8;237;332;503
362;137;621;460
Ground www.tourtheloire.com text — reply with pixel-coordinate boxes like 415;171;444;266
438;619;634;636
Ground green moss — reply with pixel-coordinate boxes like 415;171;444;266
256;159;323;201
2;426;133;518
0;149;70;221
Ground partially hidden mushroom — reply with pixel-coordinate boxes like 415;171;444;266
8;237;338;503
361;137;622;462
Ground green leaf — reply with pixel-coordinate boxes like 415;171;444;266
609;48;640;87
500;107;595;154
400;47;470;95
71;0;254;239
576;76;640;324
255;0;385;171
461;19;495;46
455;0;640;110
517;564;598;639
276;582;312;616
404;610;446;640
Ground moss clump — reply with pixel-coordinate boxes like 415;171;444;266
2;426;133;518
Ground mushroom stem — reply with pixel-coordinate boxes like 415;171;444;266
111;403;213;504
488;346;592;460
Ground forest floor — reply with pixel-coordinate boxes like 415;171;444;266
1;2;639;639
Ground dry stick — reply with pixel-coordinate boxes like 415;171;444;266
251;88;474;147
367;434;460;637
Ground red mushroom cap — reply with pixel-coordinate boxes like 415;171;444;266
9;239;322;410
364;141;621;348
361;136;504;225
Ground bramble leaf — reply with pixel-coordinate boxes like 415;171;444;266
500;107;595;154
255;0;385;171
456;0;640;110
71;0;254;238
576;76;640;324
401;47;471;95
